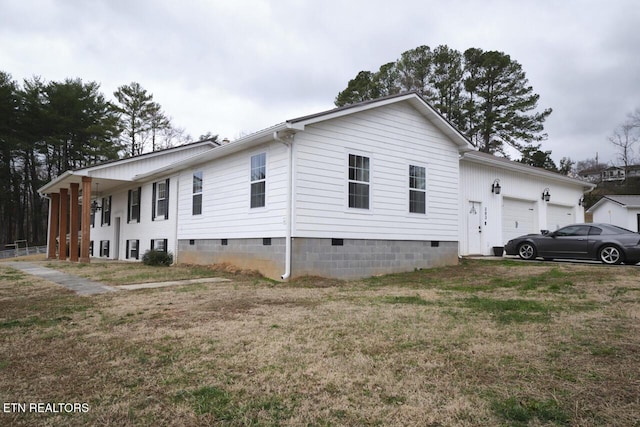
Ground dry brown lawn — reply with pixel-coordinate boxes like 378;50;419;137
0;257;639;426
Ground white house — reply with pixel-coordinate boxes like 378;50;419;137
39;92;595;279
587;195;640;231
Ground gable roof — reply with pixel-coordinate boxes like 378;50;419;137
461;151;596;190
133;92;476;182
587;195;640;212
287;92;475;152
38;139;219;196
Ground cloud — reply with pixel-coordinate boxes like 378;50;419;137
1;0;639;164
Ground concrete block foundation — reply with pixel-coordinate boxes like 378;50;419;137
178;237;458;280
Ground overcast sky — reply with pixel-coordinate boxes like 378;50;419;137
2;0;639;165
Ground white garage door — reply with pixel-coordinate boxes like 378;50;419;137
547;204;575;231
502;198;536;244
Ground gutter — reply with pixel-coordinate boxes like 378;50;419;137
273;129;296;280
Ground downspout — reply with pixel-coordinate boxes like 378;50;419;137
173;174;180;265
274;130;294;280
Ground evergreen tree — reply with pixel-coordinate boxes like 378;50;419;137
113;82;155;156
463;49;552;154
335;45;552;156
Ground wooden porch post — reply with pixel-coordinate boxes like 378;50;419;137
59;188;68;260
80;177;92;263
47;193;60;260
69;183;79;262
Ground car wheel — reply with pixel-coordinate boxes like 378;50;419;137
517;242;537;260
599;245;623;265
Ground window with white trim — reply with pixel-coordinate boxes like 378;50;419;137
128;187;141;223
348;154;370;209
152;179;170;220
126;239;139;259
151;238;168;253
101;196;111;226
250;153;266;208
192;171;203;215
409;165;426;214
100;240;110;257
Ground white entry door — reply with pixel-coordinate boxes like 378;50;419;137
467;201;482;255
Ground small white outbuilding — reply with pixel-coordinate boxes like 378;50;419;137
587;195;640;232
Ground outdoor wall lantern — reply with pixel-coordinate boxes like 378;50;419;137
90;182;101;213
578;196;584;206
491;179;501;194
542;188;551;202
90;199;102;213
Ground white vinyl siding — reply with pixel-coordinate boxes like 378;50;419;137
89;178;178;260
459;155;587;255
293;102;460;240
177;143;288;239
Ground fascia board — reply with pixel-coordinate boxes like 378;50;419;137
133;123;291;182
462;152;596;190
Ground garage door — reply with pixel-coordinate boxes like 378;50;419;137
547;204;575;231
502;198;536;244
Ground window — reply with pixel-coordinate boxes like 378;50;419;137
151;238;168;253
152;179;170;220
100;240;110;257
555;225;590;236
192;171;203;215
101;196;111;226
126;239;139;259
89;241;94;256
128;187;141;223
348;154;370;209
409;165;426;214
250;153;266;208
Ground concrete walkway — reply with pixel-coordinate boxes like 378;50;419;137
3;262;231;296
4;262;118;296
118;277;230;290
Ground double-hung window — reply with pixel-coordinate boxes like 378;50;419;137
250;153;266;208
101;196;111;226
152;179;170;220
409;165;426;214
151;238;168;253
192;171;203;215
128;187;141;223
348;154;370;209
126;239;139;259
100;240;110;257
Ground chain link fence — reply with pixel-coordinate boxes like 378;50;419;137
0;245;48;259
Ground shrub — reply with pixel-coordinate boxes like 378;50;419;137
141;249;173;266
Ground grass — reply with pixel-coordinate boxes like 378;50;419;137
0;257;639;425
